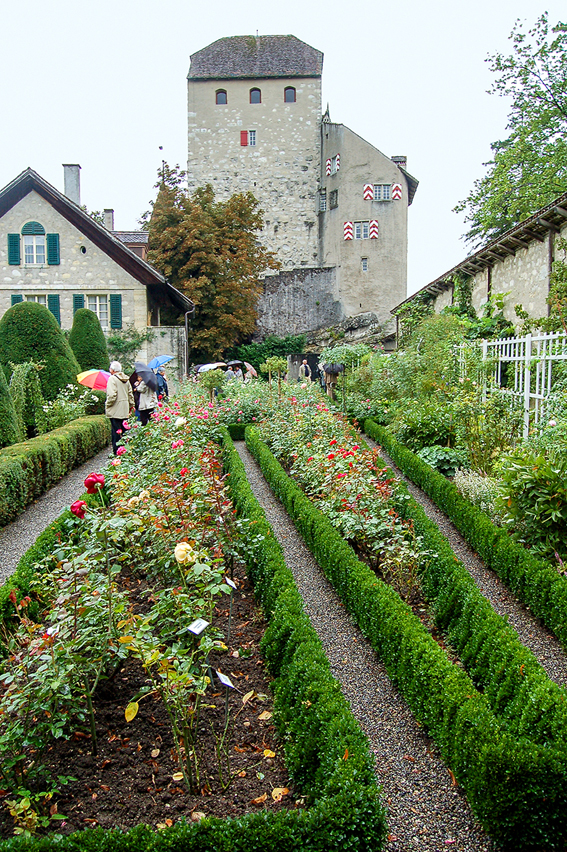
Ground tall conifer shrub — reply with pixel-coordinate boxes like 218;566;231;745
0;302;80;400
69;308;110;371
0;368;19;447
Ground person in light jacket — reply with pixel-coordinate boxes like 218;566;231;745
136;377;158;426
105;361;134;454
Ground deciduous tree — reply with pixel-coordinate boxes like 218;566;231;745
455;14;567;247
146;165;279;363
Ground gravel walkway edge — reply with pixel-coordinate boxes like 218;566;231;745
361;433;567;689
235;441;493;852
0;446;111;586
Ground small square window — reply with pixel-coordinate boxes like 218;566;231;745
374;184;391;201
330;155;338;175
354;221;370;240
248;130;256;147
361;257;368;272
329;189;338;209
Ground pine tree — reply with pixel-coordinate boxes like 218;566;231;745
69;308;110;371
0;302;81;400
146;165;279;363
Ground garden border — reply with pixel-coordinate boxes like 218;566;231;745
363;418;567;649
245;424;567;849
0;430;387;852
0;416;111;528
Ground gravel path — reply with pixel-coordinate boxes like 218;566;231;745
363;436;567;689
0;447;110;585
235;442;493;852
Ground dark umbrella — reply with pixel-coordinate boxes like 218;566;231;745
322;363;345;374
225;360;243;367
134;361;158;392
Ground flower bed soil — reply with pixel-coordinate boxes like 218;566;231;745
0;563;294;840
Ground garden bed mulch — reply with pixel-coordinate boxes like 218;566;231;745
0;564;294;840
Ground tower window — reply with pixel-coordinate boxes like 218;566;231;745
319;190;327;212
361;257;368;272
215;89;227;105
240;130;256;147
250;88;261;104
329;189;338;209
284;87;296;103
374;184;391;201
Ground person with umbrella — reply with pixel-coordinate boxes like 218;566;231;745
134;362;159;426
105;361;134;455
156;367;169;399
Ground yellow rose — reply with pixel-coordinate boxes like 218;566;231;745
174;542;197;565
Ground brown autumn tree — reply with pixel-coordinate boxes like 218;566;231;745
145;164;279;363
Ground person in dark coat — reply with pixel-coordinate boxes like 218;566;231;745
156;367;169;399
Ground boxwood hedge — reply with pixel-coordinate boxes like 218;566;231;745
0;430;387;852
363;418;567;649
245;425;567;849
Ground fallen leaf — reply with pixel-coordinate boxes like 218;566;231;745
50;804;58;815
251;792;268;805
403;754;415;762
258;711;272;721
388;835;398;842
343;748;349;760
242;689;255;705
125;702;138;722
271;787;289;802
100;785;110;791
234;745;247;753
448;769;458;786
172;772;184;782
191;811;206;822
151;748;160;757
263;749;275;759
238;770;246;777
165;818;173;827
101;759;111;769
83;818;98;824
231;650;239;658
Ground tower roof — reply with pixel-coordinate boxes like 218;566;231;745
188;35;323;80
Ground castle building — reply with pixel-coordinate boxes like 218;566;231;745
187;35;417;343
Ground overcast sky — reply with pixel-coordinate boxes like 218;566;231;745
1;0;564;296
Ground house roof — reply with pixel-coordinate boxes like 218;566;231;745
113;231;149;244
0;168;194;314
392;190;567;314
188;35;323;80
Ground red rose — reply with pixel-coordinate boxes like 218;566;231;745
71;500;87;519
84;473;105;494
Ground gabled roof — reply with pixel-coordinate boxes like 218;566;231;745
188;35;323;80
392;190;567;314
0;168;193;313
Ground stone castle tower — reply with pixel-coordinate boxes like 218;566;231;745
187;35;417;343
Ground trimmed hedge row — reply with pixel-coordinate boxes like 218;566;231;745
245;425;567;849
0;431;386;852
0;415;110;527
363;418;567;649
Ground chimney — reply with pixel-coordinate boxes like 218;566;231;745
62;164;81;206
104;209;115;231
391;155;407;170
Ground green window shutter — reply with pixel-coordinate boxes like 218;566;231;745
47;294;61;325
73;294;84;314
46;234;60;265
109;294;122;329
21;221;45;235
8;234;20;265
11;294;23;306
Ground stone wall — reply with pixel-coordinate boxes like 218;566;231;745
255;267;340;337
0;191;148;330
187;76;321;270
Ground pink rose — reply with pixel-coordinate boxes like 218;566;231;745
71;500;87;519
84;473;105;494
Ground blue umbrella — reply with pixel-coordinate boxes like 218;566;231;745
147;354;174;370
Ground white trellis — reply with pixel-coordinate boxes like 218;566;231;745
460;331;567;438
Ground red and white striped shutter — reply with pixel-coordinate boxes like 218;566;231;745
240;131;249;147
392;183;402;200
344;221;354;240
326;158;331;176
363;183;373;200
336;153;340;171
369;220;379;239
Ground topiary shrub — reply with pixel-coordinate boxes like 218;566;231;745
9;362;47;439
0;366;19;448
0;301;81;400
68;308;110;371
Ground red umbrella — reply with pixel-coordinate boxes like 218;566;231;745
77;369;110;390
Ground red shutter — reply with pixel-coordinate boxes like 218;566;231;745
240;131;248;147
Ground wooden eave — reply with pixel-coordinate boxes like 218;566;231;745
0;168;195;314
392;189;567;316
